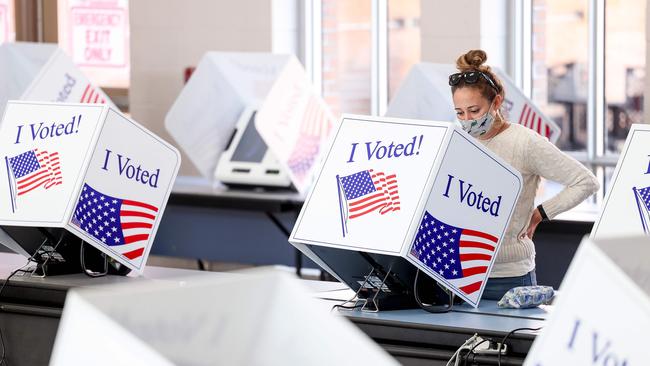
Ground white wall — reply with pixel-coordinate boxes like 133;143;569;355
130;0;273;175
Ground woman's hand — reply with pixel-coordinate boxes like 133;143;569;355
521;208;543;240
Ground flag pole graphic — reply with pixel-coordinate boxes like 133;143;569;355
633;186;648;234
336;174;346;238
5;156;15;213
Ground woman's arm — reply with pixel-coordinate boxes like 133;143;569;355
526;134;600;220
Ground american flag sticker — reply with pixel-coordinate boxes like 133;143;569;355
518;103;556;141
633;185;650;235
71;183;158;261
79;84;107;104
287;95;334;184
410;211;498;305
336;169;401;237
4;149;63;213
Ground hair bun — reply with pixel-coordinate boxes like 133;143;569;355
456;49;489;72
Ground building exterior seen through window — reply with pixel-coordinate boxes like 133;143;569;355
388;0;420;101
321;0;372;117
532;0;646;154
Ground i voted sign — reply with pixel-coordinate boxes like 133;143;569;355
592;124;650;239
0;42;115;117
0;101;180;273
524;236;650;366
386;63;561;143
289;115;522;307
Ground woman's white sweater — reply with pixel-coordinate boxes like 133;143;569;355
478;123;599;277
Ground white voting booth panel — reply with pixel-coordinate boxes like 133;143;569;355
592;124;650;239
0;42;115;117
524;236;650;365
50;271;398;366
165;52;335;194
290;115;522;307
386;63;561;143
256;57;337;193
0;101;180;273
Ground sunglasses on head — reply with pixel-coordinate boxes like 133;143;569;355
449;71;499;93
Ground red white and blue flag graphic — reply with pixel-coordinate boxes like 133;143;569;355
336;169;401;237
79;84;106;104
71;183;158;261
518;103;553;140
411;211;498;297
287;95;333;183
5;149;62;213
633;185;650;235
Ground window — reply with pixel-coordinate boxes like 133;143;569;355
57;0;130;88
532;0;590;152
321;0;372;117
604;0;646;154
0;0;15;43
387;0;420;101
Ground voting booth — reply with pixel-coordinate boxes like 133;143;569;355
289;115;522;308
386;63;561;143
592;124;650;239
524;236;650;365
0;101;180;274
0;42;115;117
165;52;336;194
50;271;398;366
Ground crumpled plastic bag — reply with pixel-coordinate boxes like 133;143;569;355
497;286;555;308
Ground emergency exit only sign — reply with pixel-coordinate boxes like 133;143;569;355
69;0;128;68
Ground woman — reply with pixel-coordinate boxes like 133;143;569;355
449;50;599;300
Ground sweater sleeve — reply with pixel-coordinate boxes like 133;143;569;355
526;133;600;219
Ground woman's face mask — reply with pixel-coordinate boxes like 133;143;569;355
457;102;495;137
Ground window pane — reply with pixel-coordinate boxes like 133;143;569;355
387;0;420;101
532;0;589;152
605;0;646;154
57;0;130;88
0;0;15;43
322;0;371;117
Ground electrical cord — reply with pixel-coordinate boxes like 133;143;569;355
445;333;478;366
462;338;491;365
330;303;364;312
497;326;543;366
80;239;108;278
414;269;454;313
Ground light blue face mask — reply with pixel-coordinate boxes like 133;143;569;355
457;103;496;137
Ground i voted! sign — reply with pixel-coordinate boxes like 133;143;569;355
592;124;650;239
0;101;180;273
290;115;522;307
524;236;650;366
